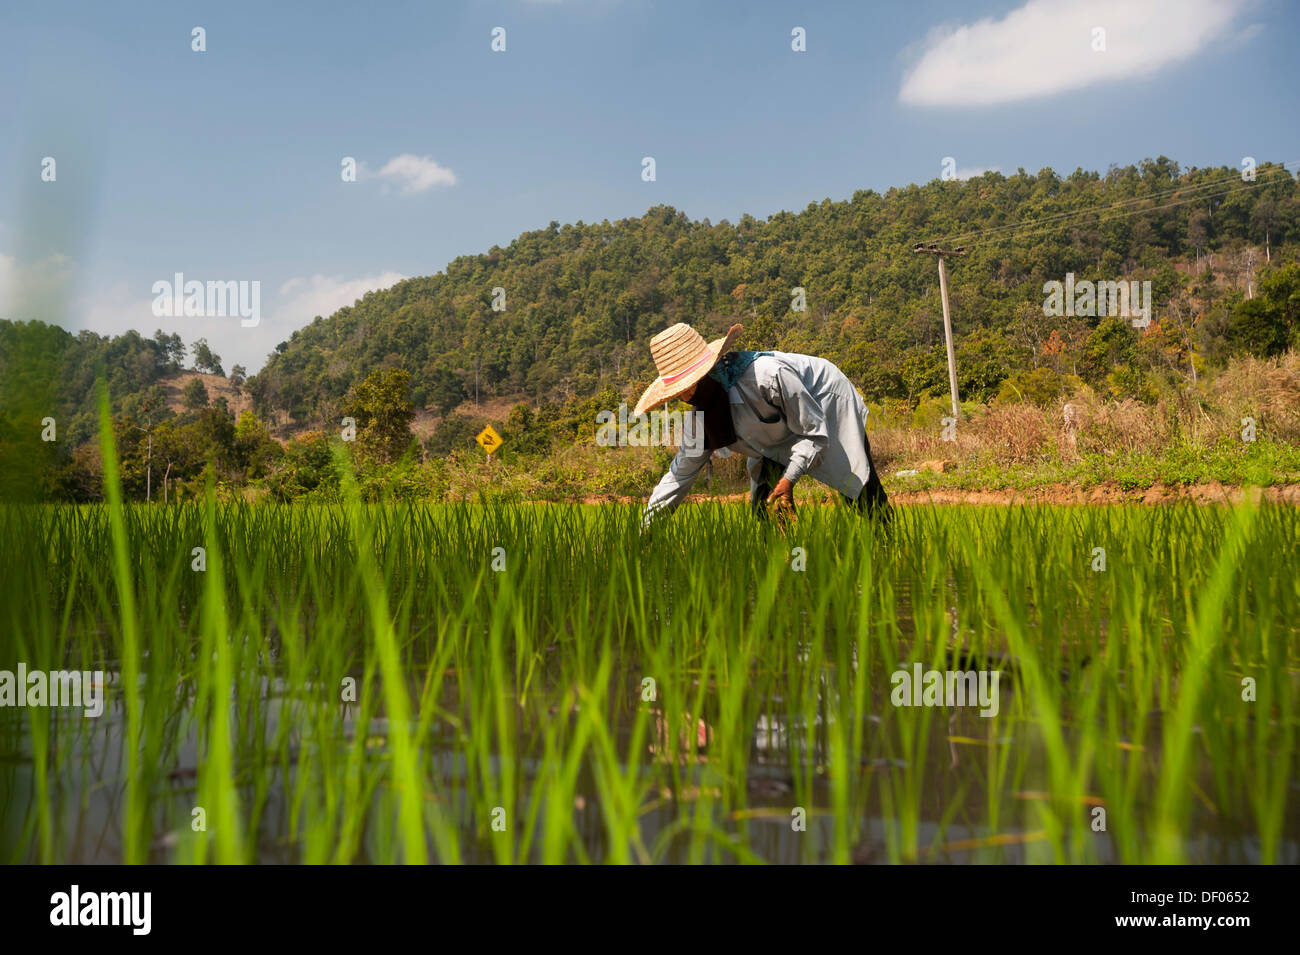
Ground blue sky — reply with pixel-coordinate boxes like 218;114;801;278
1;0;1296;373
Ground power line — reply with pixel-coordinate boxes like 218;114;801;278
936;168;1277;245
933;162;1297;247
959;177;1289;249
938;160;1300;245
927;160;1299;248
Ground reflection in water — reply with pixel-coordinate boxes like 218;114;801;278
2;650;1292;865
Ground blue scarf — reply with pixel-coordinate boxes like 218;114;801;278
709;350;773;391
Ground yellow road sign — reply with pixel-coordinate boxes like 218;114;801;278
475;425;503;455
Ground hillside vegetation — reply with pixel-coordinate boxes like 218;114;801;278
2;156;1298;502
245;156;1299;430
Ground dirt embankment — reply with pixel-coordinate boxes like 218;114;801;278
569;484;1300;507
888;483;1300;506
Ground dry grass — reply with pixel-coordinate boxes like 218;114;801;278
870;351;1300;472
1213;352;1300;442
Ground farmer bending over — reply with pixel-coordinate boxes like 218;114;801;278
635;322;890;528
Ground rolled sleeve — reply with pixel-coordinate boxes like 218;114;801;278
642;443;711;529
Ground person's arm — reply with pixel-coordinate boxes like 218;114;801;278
641;442;712;530
762;363;830;485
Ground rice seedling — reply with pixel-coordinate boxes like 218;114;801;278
1;446;1297;863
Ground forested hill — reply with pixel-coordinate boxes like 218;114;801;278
244;156;1298;428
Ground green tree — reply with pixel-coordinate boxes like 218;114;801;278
1228;263;1300;357
1082;319;1139;386
504;402;551;455
152;330;186;371
182;377;209;411
266;432;338;501
191;338;224;376
426;366;465;417
190;402;237;469
343;368;416;464
233;410;281;478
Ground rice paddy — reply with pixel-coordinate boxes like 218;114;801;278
2;452;1298;864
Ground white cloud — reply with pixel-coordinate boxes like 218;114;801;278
275;271;408;325
24;267;406;375
82;280;150;335
363;154;457;194
954;166;1001;180
80;281;276;373
4;245;410;374
168;271;408;372
0;252;76;322
227;270;407;371
899;0;1250;107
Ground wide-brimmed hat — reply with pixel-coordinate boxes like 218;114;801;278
633;322;743;417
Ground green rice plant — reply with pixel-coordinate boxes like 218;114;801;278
1;421;1297;864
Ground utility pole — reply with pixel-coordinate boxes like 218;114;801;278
913;243;968;418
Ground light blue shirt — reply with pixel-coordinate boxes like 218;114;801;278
643;352;872;525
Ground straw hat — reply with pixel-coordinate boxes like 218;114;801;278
633;322;743;417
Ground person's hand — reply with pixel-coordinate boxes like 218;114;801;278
767;477;796;520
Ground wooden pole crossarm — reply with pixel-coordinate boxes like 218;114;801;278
915;244;967;259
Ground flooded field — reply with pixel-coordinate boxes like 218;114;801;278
2;498;1297;864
